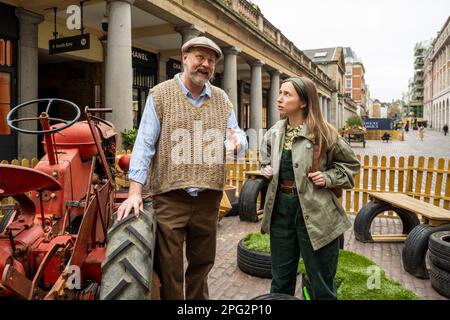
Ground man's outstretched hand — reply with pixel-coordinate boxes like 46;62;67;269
226;128;242;158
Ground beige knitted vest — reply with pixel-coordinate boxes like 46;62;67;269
148;78;233;195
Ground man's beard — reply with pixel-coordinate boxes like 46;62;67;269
185;64;213;86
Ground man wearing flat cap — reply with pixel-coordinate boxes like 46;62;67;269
117;36;248;299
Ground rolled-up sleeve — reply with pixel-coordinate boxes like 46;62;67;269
128;95;161;186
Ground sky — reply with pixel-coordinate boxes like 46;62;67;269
253;0;450;102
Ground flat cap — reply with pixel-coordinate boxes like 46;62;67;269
181;36;223;61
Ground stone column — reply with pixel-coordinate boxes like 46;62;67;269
318;94;323;116
175;25;205;45
105;0;134;135
15;8;43;159
222;46;241;115
268;70;280;127
433;104;436;129
330;92;338;128
157;53;169;84
248;60;264;132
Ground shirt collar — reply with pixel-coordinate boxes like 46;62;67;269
175;72;212;99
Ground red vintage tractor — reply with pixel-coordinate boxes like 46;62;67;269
0;99;156;300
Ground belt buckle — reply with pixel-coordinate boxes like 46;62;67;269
279;184;296;194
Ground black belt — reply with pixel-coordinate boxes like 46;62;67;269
278;183;298;194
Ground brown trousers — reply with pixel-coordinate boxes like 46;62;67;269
153;189;222;300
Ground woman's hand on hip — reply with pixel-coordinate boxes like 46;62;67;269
261;165;273;179
308;171;326;187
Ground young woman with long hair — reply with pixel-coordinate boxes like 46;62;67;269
259;76;360;299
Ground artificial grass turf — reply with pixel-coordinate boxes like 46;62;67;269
243;232;420;300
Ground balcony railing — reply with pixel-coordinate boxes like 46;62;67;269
222;0;333;88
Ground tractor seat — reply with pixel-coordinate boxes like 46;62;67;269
0;164;62;197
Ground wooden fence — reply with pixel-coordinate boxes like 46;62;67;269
1;153;449;220
224;154;450;218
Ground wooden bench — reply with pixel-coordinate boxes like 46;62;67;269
346;132;366;148
355;191;450;243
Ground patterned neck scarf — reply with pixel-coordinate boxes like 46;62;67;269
283;122;304;150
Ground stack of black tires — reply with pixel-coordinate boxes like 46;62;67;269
428;231;450;299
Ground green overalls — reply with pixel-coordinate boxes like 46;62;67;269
270;148;340;300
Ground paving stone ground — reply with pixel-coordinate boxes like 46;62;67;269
209;215;448;300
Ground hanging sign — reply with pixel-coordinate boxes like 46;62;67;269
49;33;90;54
48;2;90;55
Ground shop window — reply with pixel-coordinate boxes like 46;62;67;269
0;39;13;67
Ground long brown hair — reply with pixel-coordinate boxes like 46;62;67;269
284;76;339;155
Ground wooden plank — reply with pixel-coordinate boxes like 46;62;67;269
389;156;396;192
220;191;232;212
434;158;445;207
380;156;387;191
423;157;434;204
362;155;370;206
398;156;405;193
368;192;450;221
353;155;361;213
372;234;408;242
371;155;378;192
21;158;30;168
444;159;450;210
414;156;425;201
387;156;396;217
405;156;415;194
238;163;245;194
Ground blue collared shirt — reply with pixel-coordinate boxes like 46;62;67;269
128;73;248;196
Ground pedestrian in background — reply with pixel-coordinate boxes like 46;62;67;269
404;122;409;133
443;124;449;136
419;125;425;141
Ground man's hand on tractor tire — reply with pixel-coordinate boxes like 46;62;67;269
117;181;143;220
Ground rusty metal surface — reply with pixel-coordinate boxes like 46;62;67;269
0;165;61;196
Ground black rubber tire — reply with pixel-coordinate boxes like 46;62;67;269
429;261;450;299
238;177;269;222
402;224;450;279
227;199;240;217
0;210;15;233
99;200;156;300
354;201;420;243
237;239;272;278
252;293;300;300
429;231;450;273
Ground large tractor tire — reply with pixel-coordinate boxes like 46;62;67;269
354;201;420;243
238;177;269;222
402;224;450;279
100;200;156;300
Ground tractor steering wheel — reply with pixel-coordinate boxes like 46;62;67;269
7;98;81;134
